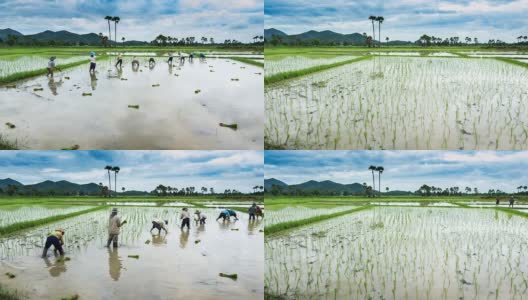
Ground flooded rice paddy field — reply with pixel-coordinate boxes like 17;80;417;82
264;55;359;77
0;55;88;79
0;57;263;149
265;56;528;150
265;205;357;227
0;205;93;227
0;207;263;300
265;206;528;300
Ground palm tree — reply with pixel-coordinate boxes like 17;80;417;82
111;166;120;196
386;37;389;45
368;165;376;197
368;16;376;46
104;166;112;196
104;16;112;45
122;187;125;194
122;37;125;47
376;16;384;48
376;166;384;197
112;16;120;47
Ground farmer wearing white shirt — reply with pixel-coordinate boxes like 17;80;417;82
180;208;191;230
89;52;96;74
106;208;126;248
47;57;56;77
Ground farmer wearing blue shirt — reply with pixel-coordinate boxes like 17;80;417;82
216;209;238;221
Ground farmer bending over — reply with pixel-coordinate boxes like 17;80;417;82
194;210;207;225
180;208;191;230
42;229;65;257
47;57;56;77
151;219;168;234
107;208;127;248
256;205;263;220
149;57;156;65
168;52;174;64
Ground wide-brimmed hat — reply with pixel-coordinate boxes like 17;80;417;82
195;210;201;214
56;228;65;234
50;56;56;61
112;208;118;213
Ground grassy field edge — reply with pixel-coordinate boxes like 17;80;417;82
230;57;263;67
265;205;372;236
264;55;372;85
0;205;106;236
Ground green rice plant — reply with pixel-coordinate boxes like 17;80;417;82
0;206;106;236
230;57;263;67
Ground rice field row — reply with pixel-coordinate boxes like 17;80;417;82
265;207;528;299
0;205;94;227
265;205;358;227
265;55;359;77
265;56;528;150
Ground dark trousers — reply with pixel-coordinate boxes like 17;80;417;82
199;218;206;225
181;218;190;230
168;57;173;64
42;236;64;256
116;59;122;67
249;213;256;221
217;213;227;221
89;62;96;72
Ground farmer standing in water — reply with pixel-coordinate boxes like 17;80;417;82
248;203;257;221
89;52;96;74
509;196;515;208
47;56;56;77
106;208;127;248
41;229;65;257
180;208;191;230
115;53;123;68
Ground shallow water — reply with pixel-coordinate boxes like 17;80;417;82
265;207;528;299
265;56;528;150
0;207;263;300
0;58;263;149
105;201;193;207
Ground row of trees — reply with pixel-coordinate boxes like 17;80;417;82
150;184;263;196
416;185;514;196
150;34;263;47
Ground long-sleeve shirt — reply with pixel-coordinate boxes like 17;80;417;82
180;210;190;220
50;230;64;245
108;215;122;235
248;206;256;214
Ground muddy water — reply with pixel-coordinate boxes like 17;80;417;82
0;207;264;299
0;58;263;149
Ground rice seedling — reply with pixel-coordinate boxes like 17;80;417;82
195;89;201;94
5;123;15;129
265;207;528;299
81;93;92;96
61;145;79;150
128;255;140;259
265;55;361;77
219;273;238;280
0;205;94;228
128;105;140;109
265;205;360;227
4;272;15;279
219;123;238;130
265;56;528;150
0;55;86;80
60;295;79;300
152;84;160;87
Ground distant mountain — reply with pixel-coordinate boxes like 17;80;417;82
264;178;288;190
23;30;102;44
24;180;101;194
264;28;288;40
265;178;413;195
0;178;24;190
0;28;23;40
265;28;412;45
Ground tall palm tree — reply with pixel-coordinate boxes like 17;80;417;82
376;166;384;197
104;16;112;45
112;166;120;196
368;165;376;197
112;16;120;47
368;16;376;46
122;37;125;47
104;165;112;196
376;16;384;48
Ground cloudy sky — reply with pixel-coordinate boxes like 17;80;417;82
265;0;528;42
0;0;263;42
265;151;528;193
0;151;263;193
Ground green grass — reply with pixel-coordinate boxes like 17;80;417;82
0;206;106;236
0;57;103;85
493;57;528;69
265;205;372;236
0;284;21;300
265;55;372;85
230;57;263;67
495;207;528;218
